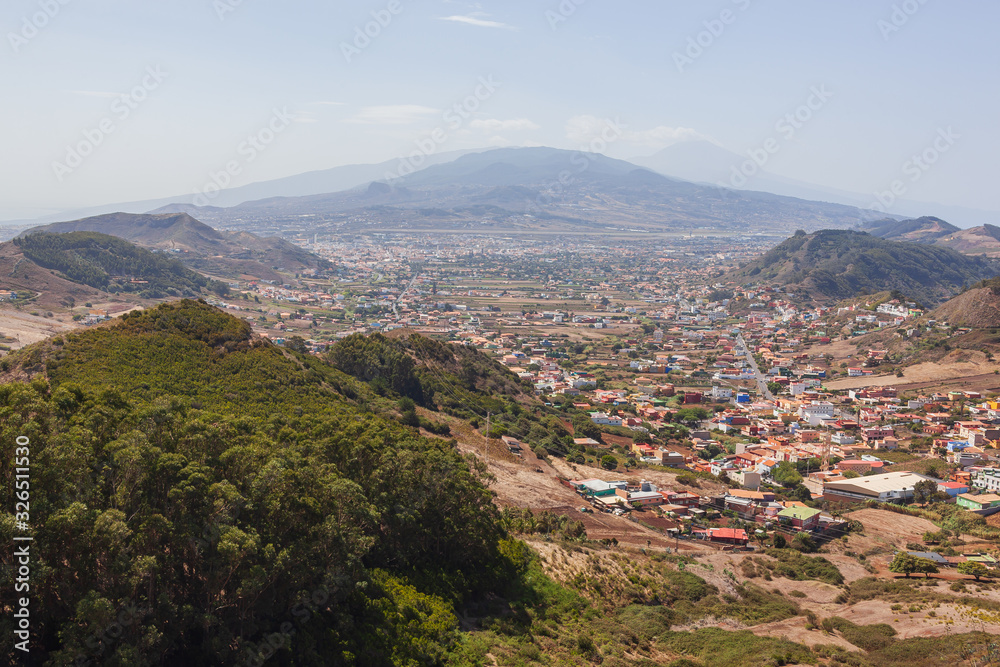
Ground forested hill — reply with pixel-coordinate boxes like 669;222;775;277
0;300;526;665
728;229;1000;306
326;332;586;457
11;231;229;298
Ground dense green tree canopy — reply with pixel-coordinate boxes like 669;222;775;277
0;300;525;665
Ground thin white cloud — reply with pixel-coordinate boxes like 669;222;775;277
439;15;514;29
346;105;438;125
565;115;614;144
628;125;706;146
469;118;540;132
566;114;707;148
311;101;346;106
71;90;122;98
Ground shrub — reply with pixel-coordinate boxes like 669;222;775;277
824;617;897;652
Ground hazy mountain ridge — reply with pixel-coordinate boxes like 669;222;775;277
858;216;960;243
24;212;330;279
163;147;880;236
633;140;1000;227
862;216;1000;257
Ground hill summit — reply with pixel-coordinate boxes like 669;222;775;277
24;212;330;279
729;229;999;305
932;278;1000;328
11;231;228;298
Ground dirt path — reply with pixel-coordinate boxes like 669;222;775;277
825;361;1000;391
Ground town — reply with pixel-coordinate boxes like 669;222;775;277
157;232;1000;565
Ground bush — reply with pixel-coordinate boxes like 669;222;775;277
824;617;897;652
761;549;844;585
676;472;700;488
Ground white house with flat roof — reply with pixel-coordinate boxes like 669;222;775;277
799;401;835;426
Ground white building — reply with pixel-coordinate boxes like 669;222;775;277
831;432;856;445
973;468;1000;493
589;412;623;426
824;471;935;503
798;401;836;426
711;386;733;400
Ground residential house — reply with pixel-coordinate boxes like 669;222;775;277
777;505;822;530
938;481;970;497
705;527;749;546
956;493;1000;511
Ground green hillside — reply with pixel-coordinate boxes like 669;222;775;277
12;231;228;298
0;301;521;664
730;229;999;305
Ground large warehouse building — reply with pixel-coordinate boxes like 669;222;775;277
822;471;935;503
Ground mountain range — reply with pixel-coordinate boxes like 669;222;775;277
630;140;1000;227
2;150;480;227
139;147;876;237
6;142;998;234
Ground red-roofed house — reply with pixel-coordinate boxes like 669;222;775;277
706;527;749;545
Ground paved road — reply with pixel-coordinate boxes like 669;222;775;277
736;334;774;402
392;273;421;320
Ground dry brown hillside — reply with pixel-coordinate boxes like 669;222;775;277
933;286;1000;328
0;241;108;309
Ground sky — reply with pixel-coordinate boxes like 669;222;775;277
1;0;998;222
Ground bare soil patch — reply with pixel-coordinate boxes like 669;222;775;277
846;509;940;547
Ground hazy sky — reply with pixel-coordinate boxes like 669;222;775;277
2;0;997;221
